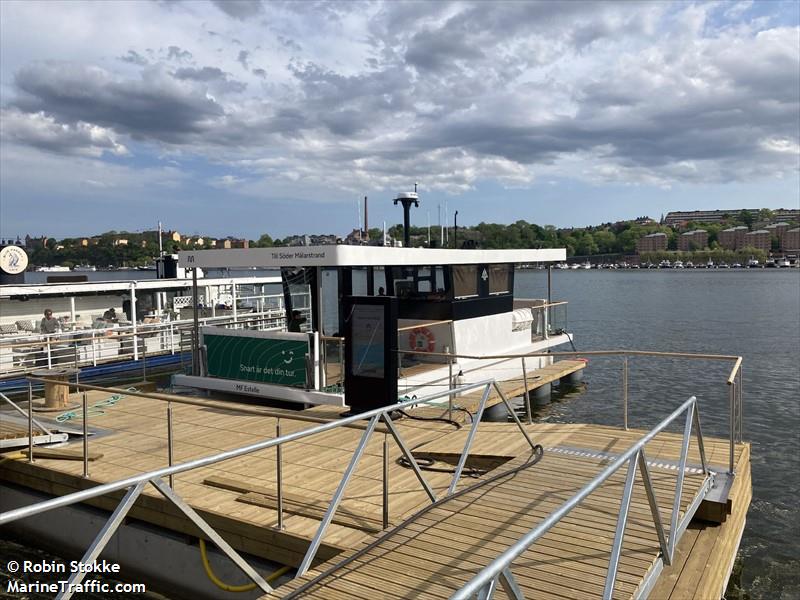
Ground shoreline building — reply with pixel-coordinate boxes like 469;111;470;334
718;226;749;250
781;228;799;253
664;208;800;227
635;232;668;254
743;230;771;252
678;230;708;251
765;223;791;245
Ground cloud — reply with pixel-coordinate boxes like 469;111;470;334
211;0;264;20
173;66;247;93
1;108;128;157
1;0;797;201
119;50;148;66
166;45;192;62
13;62;225;143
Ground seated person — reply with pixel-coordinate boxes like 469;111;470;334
103;307;118;323
40;309;60;335
288;310;307;332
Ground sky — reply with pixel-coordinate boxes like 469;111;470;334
1;0;798;241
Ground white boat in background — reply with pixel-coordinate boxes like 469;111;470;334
776;257;791;268
72;264;97;272
747;258;760;268
34;265;70;272
0;269;290;390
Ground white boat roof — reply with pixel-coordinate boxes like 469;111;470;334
178;246;566;269
0;275;281;299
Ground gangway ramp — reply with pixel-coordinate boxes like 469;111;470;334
271;437;711;600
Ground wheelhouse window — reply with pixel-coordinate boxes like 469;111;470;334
453;265;478;298
488;264;512;295
389;266;449;299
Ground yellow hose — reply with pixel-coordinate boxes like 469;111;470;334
198;538;292;593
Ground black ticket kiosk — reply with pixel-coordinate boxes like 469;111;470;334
343;295;398;413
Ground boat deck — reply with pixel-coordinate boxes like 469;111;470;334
0;385;749;599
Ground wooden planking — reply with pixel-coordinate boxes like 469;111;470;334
266;445;710;600
451;359;587;413
204;475;386;533
648;443;752;600
21;447;104;461
0;385;748;599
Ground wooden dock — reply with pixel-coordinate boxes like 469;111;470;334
433;359;587;414
0;381;749;599
271;426;748;600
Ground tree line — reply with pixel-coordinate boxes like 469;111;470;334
25;209;795;267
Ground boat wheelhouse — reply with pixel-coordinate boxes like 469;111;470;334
173;245;572;409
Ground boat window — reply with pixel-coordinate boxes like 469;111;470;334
453;265;479;298
489;264;512;295
389;266;450;300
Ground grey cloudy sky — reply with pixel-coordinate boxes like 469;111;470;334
1;0;798;240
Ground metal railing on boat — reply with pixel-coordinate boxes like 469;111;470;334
0;310;290;380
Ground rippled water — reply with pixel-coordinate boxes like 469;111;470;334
516;269;800;599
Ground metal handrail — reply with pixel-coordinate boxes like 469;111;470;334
0;390;52;435
0;377;536;599
451;395;712;600
394;348;743;472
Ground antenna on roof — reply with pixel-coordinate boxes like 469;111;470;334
393;188;419;248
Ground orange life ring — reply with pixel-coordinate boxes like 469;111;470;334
408;327;436;352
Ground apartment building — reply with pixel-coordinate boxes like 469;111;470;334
718;226;749;250
783;228;800;253
765;223;791;243
743;230;771;252
635;232;668;254
664;208;800;227
678;230;708;251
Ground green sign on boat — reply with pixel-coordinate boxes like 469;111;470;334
203;329;309;388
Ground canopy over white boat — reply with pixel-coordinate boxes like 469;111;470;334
178;246;566;269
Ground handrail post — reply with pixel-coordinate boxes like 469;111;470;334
521;356;531;425
276;419;284;530
738;366;744;443
623;355;629;430
382;433;389;529
338;338;344;390
91;330;97;366
142;339;147;381
82;391;89;478
167;403;174;489
728;381;735;474
27;382;34;463
46;338;52;369
447;345;453;422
